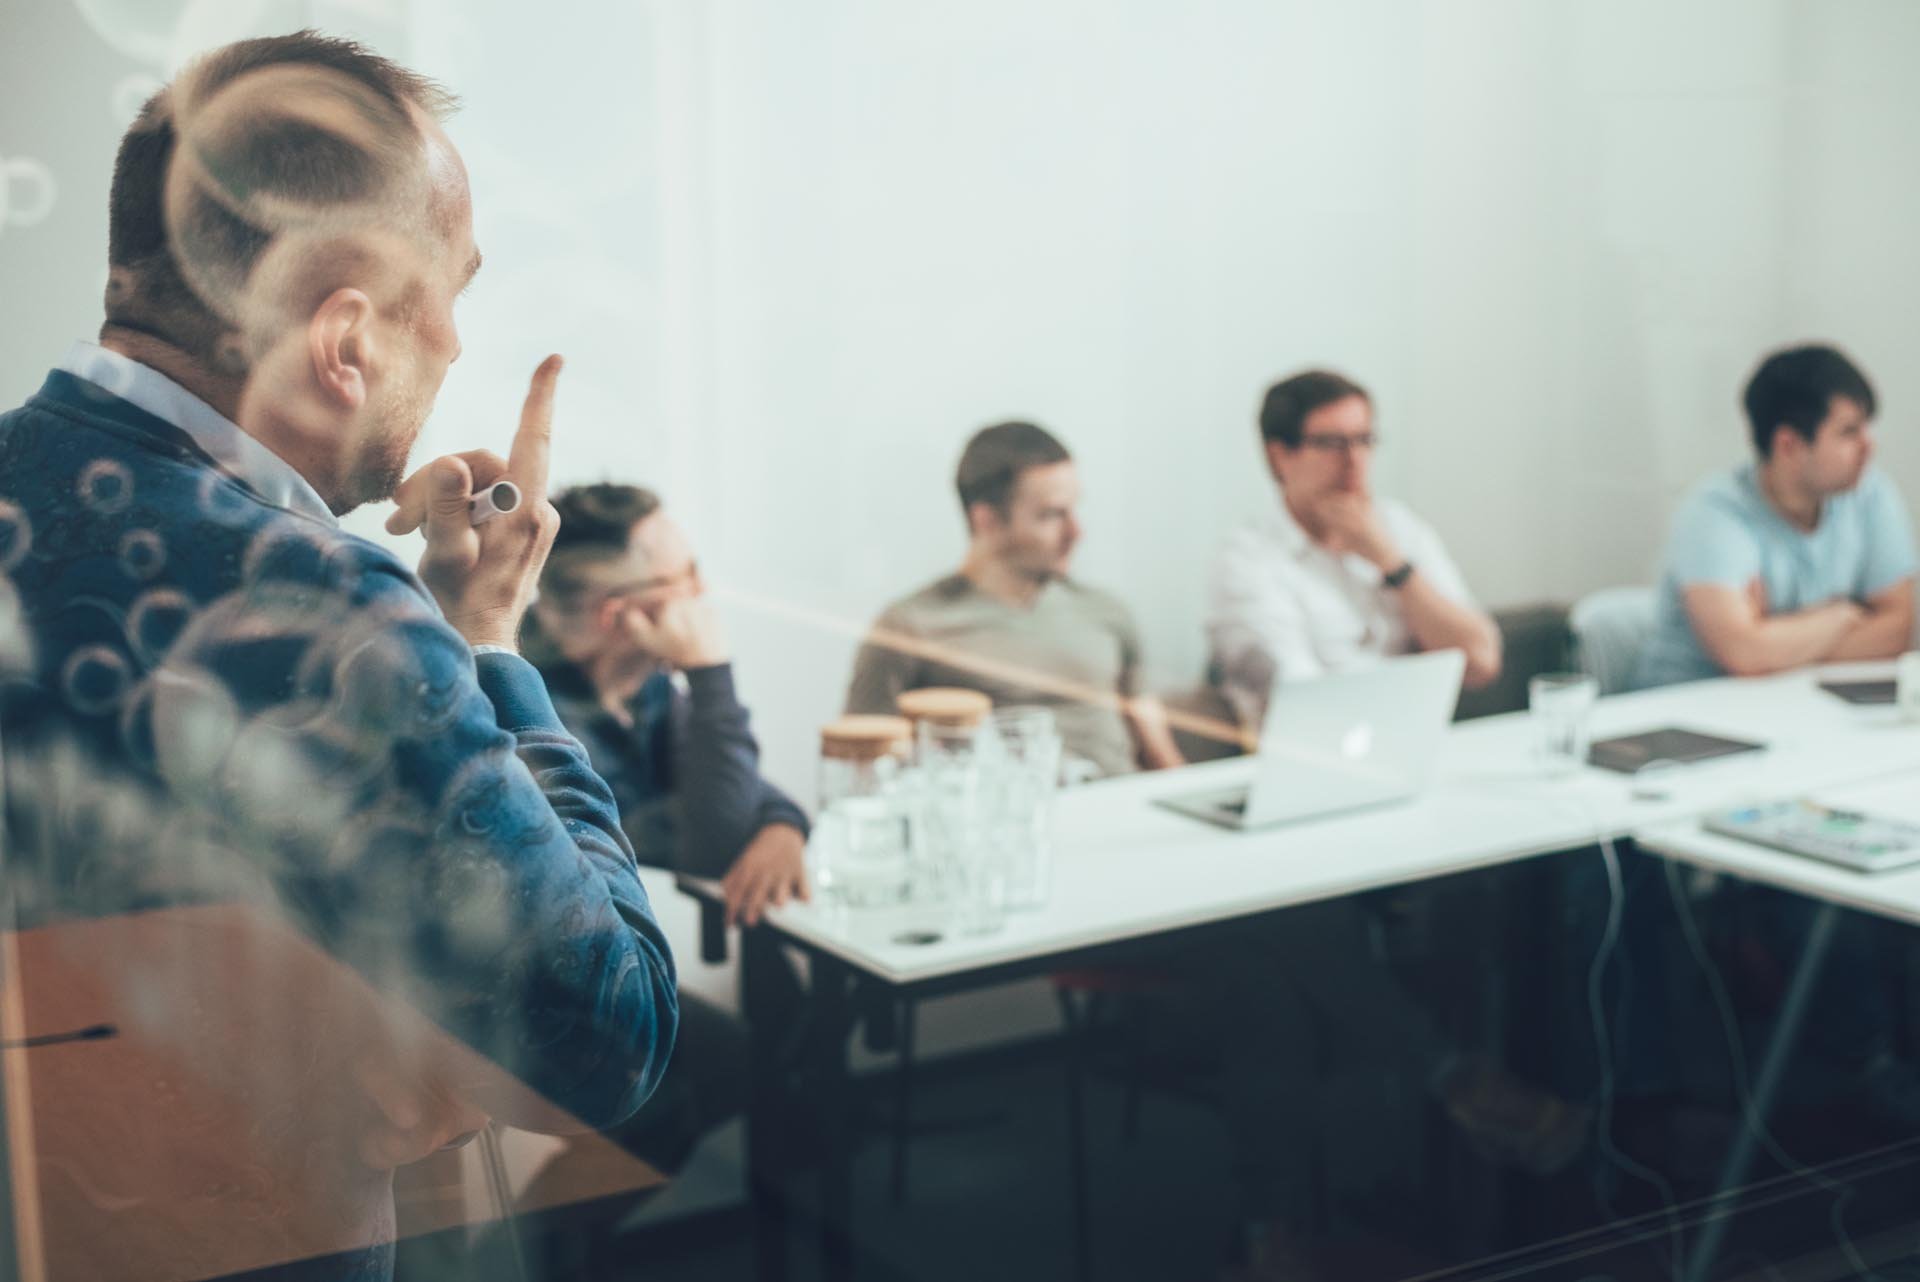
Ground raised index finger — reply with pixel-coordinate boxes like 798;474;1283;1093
508;354;564;499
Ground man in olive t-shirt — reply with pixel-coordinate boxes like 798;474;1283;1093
844;421;1182;777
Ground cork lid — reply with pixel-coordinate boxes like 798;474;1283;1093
896;687;993;727
820;714;913;762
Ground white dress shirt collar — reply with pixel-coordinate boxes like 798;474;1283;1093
1264;489;1319;559
1207;490;1477;727
58;340;337;526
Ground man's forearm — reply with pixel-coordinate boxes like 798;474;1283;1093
1124;696;1187;771
1715;605;1859;675
1397;574;1501;688
1827;602;1912;662
468;655;680;1129
1135;725;1186;771
677;664;780;877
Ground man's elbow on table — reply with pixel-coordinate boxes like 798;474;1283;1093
1684;584;1807;679
1460;635;1503;691
1709;648;1779;679
490;916;683;1134
527;985;681;1135
1694;625;1797;680
591;945;682;1131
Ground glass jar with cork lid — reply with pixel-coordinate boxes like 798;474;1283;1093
811;715;915;908
895;687;994;747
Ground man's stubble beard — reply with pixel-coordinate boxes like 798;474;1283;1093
328;385;430;516
1017;551;1067;588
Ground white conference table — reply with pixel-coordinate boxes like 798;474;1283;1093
1639;770;1920;927
1637;748;1920;1282
688;661;1920;1281
709;662;1920;988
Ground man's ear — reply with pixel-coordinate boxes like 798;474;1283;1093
308;287;377;409
1263;439;1292;482
1768;423;1800;463
965;500;1001;541
594;596;629;637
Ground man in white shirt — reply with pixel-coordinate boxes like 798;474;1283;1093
1209;369;1501;726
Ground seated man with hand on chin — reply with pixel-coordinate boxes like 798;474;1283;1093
527;483;807;927
525;483;809;1173
1209;368;1501;728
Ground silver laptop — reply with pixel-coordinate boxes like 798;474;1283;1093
1156;649;1467;830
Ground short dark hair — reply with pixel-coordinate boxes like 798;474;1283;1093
1742;344;1877;458
541;484;664;605
955;421;1071;521
1258;369;1370;449
104;30;455;363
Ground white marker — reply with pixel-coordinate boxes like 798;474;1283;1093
468;480;521;526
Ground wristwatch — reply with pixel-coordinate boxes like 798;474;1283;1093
1381;560;1416;590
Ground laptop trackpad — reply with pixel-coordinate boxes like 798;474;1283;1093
1160;785;1251;824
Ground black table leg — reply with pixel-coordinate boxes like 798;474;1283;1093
1681;899;1840;1282
808;957;857;1281
746;948;792;1282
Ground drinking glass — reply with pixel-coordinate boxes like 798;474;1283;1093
1529;672;1598;776
985;707;1062;911
812;795;913;908
916;718;1007;935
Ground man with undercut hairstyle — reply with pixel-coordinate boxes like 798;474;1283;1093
530;483;809;926
0;32;675;1281
525;482;810;1174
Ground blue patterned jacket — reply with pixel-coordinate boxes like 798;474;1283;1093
0;369;679;1274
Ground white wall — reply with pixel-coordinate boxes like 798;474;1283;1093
9;0;1920;800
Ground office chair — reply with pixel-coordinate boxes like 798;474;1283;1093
1570;586;1657;697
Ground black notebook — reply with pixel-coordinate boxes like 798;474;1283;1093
1587;727;1765;774
1818;678;1897;706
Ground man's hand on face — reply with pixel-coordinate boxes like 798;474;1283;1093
721;823;809;928
384;356;564;650
620;595;729;671
1313;491;1403;571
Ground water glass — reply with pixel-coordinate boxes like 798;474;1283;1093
1529;672;1598;776
986;707;1061;910
812;715;913;907
1898;651;1920;723
916;718;1007;935
812;795;914;908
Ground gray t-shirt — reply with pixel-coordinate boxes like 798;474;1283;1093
844;574;1145;778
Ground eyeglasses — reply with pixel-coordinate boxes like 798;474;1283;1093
1298;433;1379;455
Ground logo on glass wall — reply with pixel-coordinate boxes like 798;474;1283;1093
0;156;56;235
112;73;167;126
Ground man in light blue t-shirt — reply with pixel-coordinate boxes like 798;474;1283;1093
1625;344;1920;1139
1636;344;1916;690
